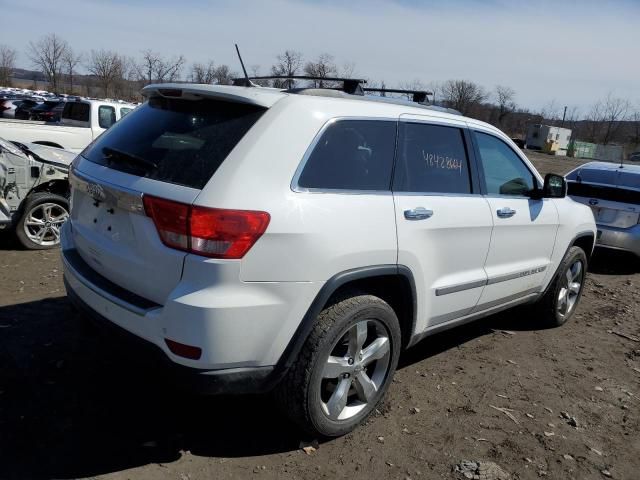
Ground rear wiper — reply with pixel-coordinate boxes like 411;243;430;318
102;147;157;171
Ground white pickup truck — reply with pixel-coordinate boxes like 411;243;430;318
0;99;136;153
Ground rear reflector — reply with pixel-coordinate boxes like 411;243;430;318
143;195;270;259
165;338;202;360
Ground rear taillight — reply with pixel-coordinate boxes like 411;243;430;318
143;195;189;250
143;195;270;259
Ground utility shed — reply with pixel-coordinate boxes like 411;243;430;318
569;141;623;163
526;125;572;156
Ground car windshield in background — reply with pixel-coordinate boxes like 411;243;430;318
82;97;266;189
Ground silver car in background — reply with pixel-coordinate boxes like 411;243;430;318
566;162;640;257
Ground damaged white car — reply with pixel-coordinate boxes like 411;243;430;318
0;138;74;249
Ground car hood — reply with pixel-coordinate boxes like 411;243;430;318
24;142;77;168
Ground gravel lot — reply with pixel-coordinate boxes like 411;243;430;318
1;151;638;480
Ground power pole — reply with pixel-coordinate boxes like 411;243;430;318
561;105;567;127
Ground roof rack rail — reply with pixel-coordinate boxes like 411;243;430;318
233;75;367;95
362;87;432;104
232;75;432;104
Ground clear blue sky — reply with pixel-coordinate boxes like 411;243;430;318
2;0;639;113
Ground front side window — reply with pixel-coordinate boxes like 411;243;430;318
393;122;471;194
297;120;396;191
475;132;535;196
98;106;116;129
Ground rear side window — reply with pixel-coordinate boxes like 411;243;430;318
120;107;132;117
98;105;116;129
64;102;90;122
393;122;471;194
297;120;396;191
82;97;265;189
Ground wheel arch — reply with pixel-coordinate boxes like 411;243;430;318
28;179;70;198
272;265;417;384
539;231;595;299
571;231;596;261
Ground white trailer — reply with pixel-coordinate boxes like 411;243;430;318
526;124;572;156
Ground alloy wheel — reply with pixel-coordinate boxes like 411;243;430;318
319;319;392;421
557;259;584;318
23;202;69;246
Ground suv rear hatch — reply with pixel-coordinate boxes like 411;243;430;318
69;86;277;305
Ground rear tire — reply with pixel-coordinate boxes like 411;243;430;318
532;246;587;327
277;293;401;437
15;192;69;250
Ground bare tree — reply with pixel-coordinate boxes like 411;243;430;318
399;79;426;101
113;56;138;100
585;101;604;142
340;61;357;79
213;64;234;85
62;48;82;94
540;100;560;124
191;61;216;84
136;50;186;83
27;33;70;92
427;81;441;104
600;93;629;144
495;85;516;126
271;50;303;88
0;45;17;86
87;49;125;97
303;53;337;87
441;79;487;115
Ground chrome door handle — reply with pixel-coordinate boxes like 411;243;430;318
496;207;516;218
404;207;433;220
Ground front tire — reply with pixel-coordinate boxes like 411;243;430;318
15;192;69;250
277;293;401;437
533;246;587;327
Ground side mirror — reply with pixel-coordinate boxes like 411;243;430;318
543;173;567;198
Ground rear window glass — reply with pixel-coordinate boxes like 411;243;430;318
64;102;90;122
568;182;640;205
297;120;396;191
82;97;265;189
393;122;471;194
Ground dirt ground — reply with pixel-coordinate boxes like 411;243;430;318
1;151;639;480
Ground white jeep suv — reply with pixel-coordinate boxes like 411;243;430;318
61;83;596;437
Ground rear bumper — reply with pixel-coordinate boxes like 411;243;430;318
596;223;640;257
60;221;321;394
65;280;275;394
